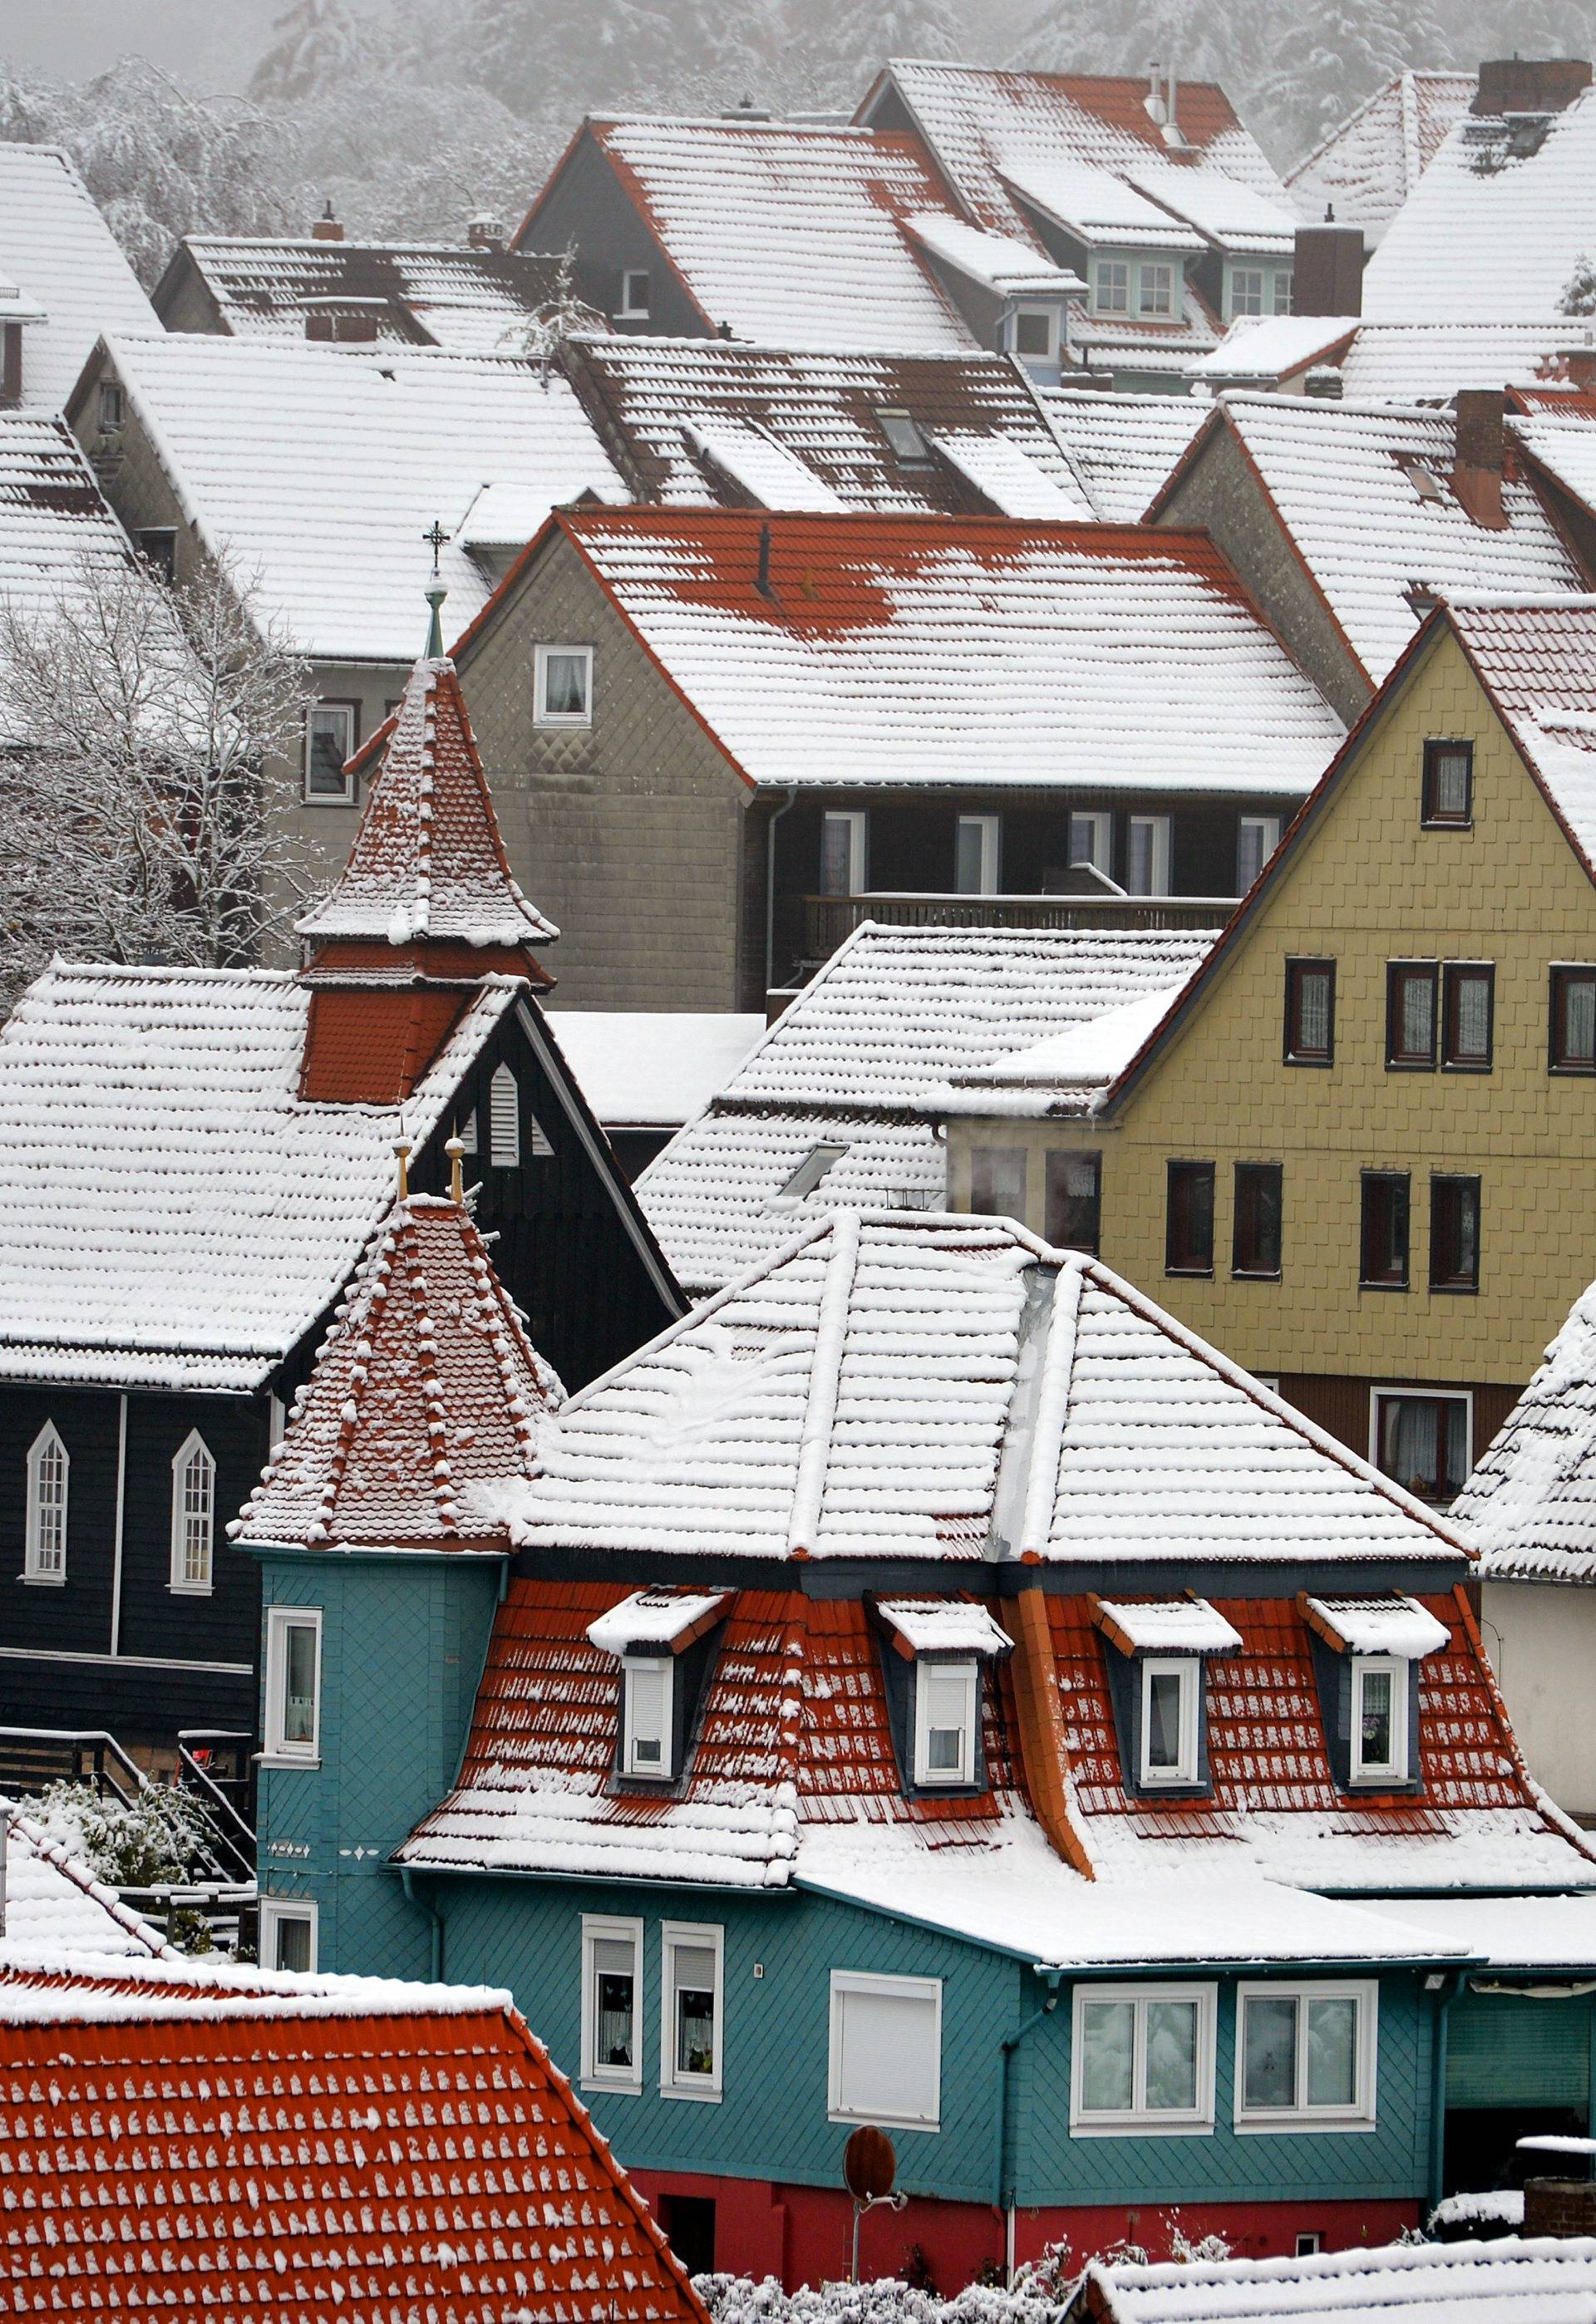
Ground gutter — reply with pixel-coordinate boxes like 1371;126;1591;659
765;787;796;998
399;1865;446;1981
1427;1969;1465;2216
996;1969;1063;2287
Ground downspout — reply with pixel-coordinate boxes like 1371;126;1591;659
764;787;796;1003
996;1968;1063;2287
108;1393;128;1657
400;1866;444;1982
1427;1970;1465;2217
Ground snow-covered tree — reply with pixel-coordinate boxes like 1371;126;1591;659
0;555;313;1007
1562;254;1596;316
496;245;608;375
249;0;364;102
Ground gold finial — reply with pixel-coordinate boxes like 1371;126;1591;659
394;1137;412;1199
446;1134;466;1204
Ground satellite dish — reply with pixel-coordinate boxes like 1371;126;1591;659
844;2125;897;2203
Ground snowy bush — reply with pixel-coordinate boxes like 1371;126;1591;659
32;1777;215;1889
693;2274;1074;2324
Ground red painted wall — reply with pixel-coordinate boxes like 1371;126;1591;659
630;2169;1421;2293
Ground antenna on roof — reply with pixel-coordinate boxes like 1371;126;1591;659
422;518;449;656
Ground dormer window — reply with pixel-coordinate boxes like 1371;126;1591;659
1139;263;1175;318
877;1598;1011;1798
1140;1657;1199;1786
876;407;930;464
1302;1594;1451;1794
588;1589;730;1790
1093;1597;1242;1799
1094;260;1129;314
914;1659;978;1785
1350;1655;1406;1784
622;1657;672;1777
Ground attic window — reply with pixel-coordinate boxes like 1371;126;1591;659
780;1143;849;1199
534;643;593;728
914;1659;978;1785
490;1064;520;1166
619;269;651;319
876;407;930;464
1396;456;1446;503
24;1422;68;1583
622;1658;672;1777
97;381;124;432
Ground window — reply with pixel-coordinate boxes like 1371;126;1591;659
1551;966;1596;1072
1387;963;1438;1068
1397;455;1446;503
582;1915;643;2089
1359;1173;1410;1290
779;1142;849;1199
169;1429;215;1593
1442;963;1493;1070
1295;2234;1323;2258
1422;739;1473;827
534;643;593;728
1430;1174;1480;1292
1165;1160;1215;1276
456;1108;478;1155
1230;267;1264;317
1283;958;1335;1066
97;380;125;431
1072;1984;1216;2134
1350;1655;1407;1783
1140;1659;1199;1785
304;698;358;803
619;268;651;318
1047;1151;1101;1253
134;527;177;582
970;1146;1026;1220
1126;814;1170;896
955;813;1000;895
264;1608;322;1762
1237;815;1280;894
24;1422;68;1583
259;1898;318;1974
1236;1983;1377;2129
1139;263;1175;318
1012;306;1056;360
820;809;867;896
1373;1389;1469;1504
1232;1162;1283;1279
876;406;930;463
1069;810;1112;874
914;1659;978;1786
622;1657;673;1779
489;1063;520;1167
1271;268;1295;315
662;1923;722;2099
830;1971;942;2129
1095;259;1129;313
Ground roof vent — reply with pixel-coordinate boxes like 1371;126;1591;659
467;214;508;252
722;93;773;121
311;199;344;244
1303;366;1344;400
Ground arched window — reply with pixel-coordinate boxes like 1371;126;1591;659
25;1423;68;1581
490;1062;520;1167
170;1429;216;1593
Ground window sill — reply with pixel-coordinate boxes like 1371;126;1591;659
1231;1270;1282;1283
582;2075;643;2097
1440;1061;1492;1074
1235;2113;1376;2135
1358;1281;1410;1293
1549;1063;1596;1076
830;2109;941;2132
302;790;358;809
533;716;593;732
1420;818;1472;832
257;1753;321;1770
1282;1054;1334;1067
1165;1267;1214;1280
1430;1283;1479;1297
659;2082;722;2104
17;1573;66;1586
1384;1060;1437;1073
1071;2115;1214;2139
168;1582;214;1597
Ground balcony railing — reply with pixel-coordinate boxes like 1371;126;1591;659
803;889;1236;957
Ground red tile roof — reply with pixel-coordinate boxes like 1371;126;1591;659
0;1962;708;2324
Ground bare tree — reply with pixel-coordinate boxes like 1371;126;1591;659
0;553;314;1007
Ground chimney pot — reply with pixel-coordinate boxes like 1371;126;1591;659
467;214;508;252
1474;56;1592;117
1293;223;1364;317
312;200;345;244
1560;341;1596;388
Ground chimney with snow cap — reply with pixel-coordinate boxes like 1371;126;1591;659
467;214;507;251
311;199;344;243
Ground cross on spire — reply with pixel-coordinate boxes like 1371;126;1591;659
422;517;449;655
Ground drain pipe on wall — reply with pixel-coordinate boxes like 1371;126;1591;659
399;1866;445;1982
765;788;796;1003
996;1968;1064;2287
1427;1969;1465;2218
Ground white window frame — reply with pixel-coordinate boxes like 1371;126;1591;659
829;1969;943;2130
1349;1654;1409;1785
618;268;651;319
1126;814;1171;896
820;809;868;896
1009;304;1058;363
259;1896;318;1973
534;643;594;729
1234;1980;1378;2132
661;1920;723;2101
1094;258;1129;314
955;813;1001;896
1071;1982;1218;2136
1229;266;1264;318
1138;261;1175;318
1238;815;1281;893
1272;268;1295;316
1069;810;1113;874
263;1606;323;1765
1139;1657;1199;1786
169;1427;216;1595
621;1655;674;1780
489;1062;520;1168
303;698;358;805
913;1657;978;1787
1367;1386;1472;1504
581;1912;644;2092
23;1421;68;1584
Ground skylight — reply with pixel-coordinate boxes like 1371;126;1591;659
875;406;931;464
779;1143;850;1199
1396;455;1446;503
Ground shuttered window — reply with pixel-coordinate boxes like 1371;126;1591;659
490;1065;520;1167
829;1972;942;2128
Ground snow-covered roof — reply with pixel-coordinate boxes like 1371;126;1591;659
0;410;132;624
1160;393;1584;688
901;210;1085;298
1515;410;1596;529
0;963;515;1391
0;1805;169;1966
928;982;1190;1118
549;117;977;355
1121;160;1298;256
680;418;847;510
163;234;574;355
1445;596;1596;878
564;336;1091;515
924;426;1092;517
1341;323;1589;403
551;504;1345;795
1365;81;1596;322
0;143;155;411
545;1012;765;1129
1301;1593;1453;1658
1454;1263;1596;1583
1092;1598;1243;1654
878;1598;1013;1657
1357;1890;1596;1972
586;1588;730;1656
1187;314;1360;385
1033;385;1209;522
997;158;1207;254
1077;2237;1596;2323
1286;70;1475;244
87;332;626;662
638;922;1219;1295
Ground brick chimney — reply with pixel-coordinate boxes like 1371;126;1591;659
1294;217;1364;318
311;200;345;243
1474;57;1592;116
466;214;507;252
1452;387;1509;529
1560;337;1596;388
1525;2178;1596;2236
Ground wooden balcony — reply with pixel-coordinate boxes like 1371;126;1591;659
802;889;1236;956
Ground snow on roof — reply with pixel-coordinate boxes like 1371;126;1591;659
167;234;574;355
1033;385;1209;522
878;1598;1012;1656
95;332;626;662
0;409;131;629
1188;314;1360;385
545;1012;765;1129
1302;1593;1453;1657
562;338;1091;515
1365;81;1596;321
928;982;1191;1117
1445;596;1596;877
924;426;1094;518
1454;1264;1596;1582
233;1194;562;1553
998;157;1206;253
1286;70;1475;243
1079;2235;1596;2322
1189;393;1584;687
0;143;155;411
572;117;976;354
1515;410;1596;526
1340;323;1587;403
899;210;1085;297
0;1956;707;2324
1357;1890;1596;1972
1093;1598;1243;1654
681;418;847;510
586;1588;730;1655
0;1805;169;1965
298;656;558;948
1121;160;1299;255
865;64;1287;247
0;963;515;1391
556;505;1346;795
638;923;1218;1294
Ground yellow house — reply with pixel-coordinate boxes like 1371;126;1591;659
942;596;1596;1506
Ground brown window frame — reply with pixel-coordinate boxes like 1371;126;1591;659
1429;1174;1480;1293
1045;1150;1101;1256
1386;961;1439;1070
1441;962;1494;1071
1360;1171;1410;1291
1373;1389;1470;1505
1232;1162;1283;1280
1283;958;1336;1066
1549;965;1596;1074
1165;1160;1215;1277
1421;738;1474;828
303;697;362;805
